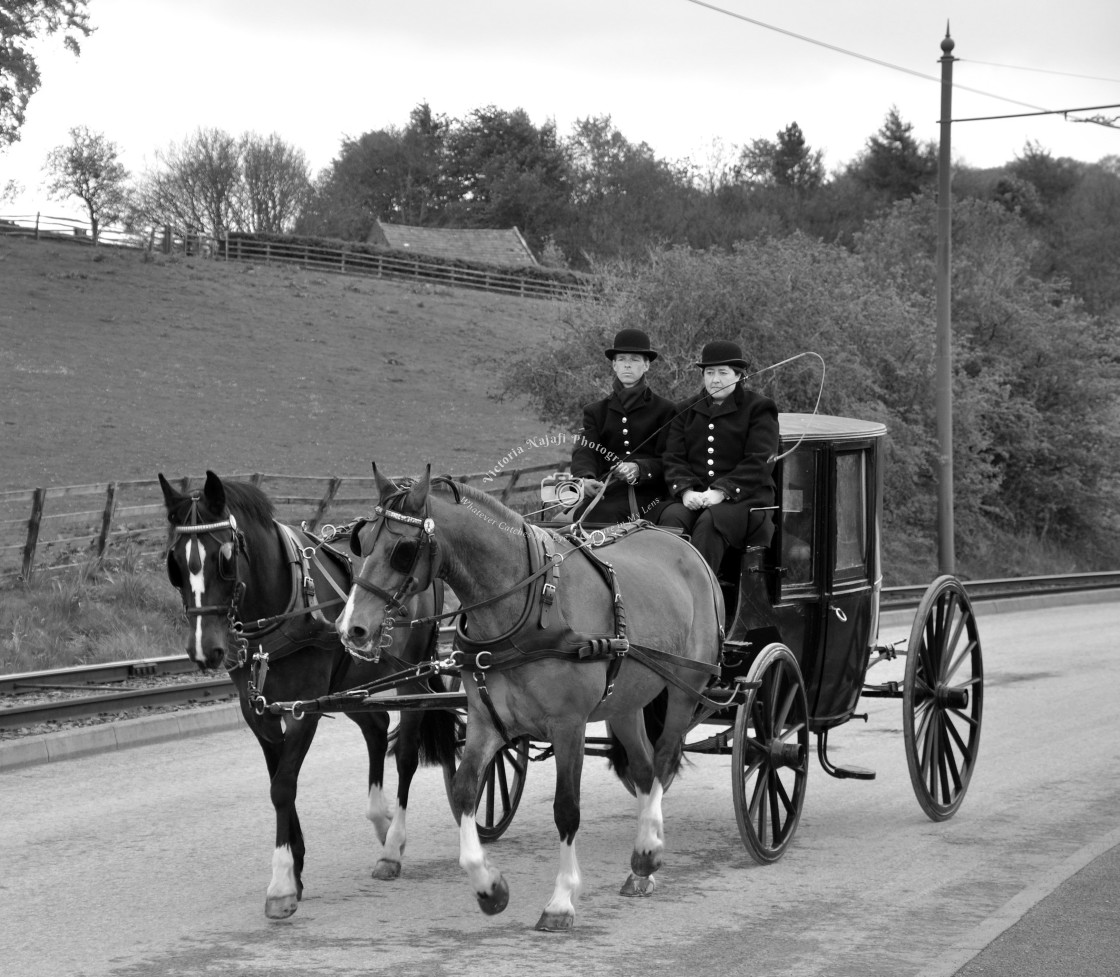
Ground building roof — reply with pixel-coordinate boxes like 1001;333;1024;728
368;221;538;267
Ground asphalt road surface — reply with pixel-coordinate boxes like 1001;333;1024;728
3;600;1118;977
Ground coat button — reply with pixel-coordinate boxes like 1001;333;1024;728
708;470;715;477
622;416;628;423
707;447;714;453
708;423;715;430
622;428;628;434
707;435;714;441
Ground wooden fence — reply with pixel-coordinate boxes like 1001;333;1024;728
0;462;570;581
218;235;588;300
1;213;591;300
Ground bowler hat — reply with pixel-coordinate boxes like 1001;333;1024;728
605;328;658;361
694;340;749;370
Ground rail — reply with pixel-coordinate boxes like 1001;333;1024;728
3;574;1116;731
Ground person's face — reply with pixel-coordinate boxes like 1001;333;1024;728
612;353;650;387
703;365;740;400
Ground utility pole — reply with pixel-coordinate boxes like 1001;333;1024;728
935;27;956;575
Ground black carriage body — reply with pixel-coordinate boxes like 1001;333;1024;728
727;413;886;732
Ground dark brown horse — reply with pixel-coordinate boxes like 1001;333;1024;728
338;466;724;931
159;471;458;919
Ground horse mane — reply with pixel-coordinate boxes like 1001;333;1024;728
437;479;524;528
221;480;277;528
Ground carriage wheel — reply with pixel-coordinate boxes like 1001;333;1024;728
903;575;984;822
732;643;810;864
443;735;530;843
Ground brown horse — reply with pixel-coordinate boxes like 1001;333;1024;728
338;466;724;931
160;471;459;919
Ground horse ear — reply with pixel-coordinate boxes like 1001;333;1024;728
203;470;226;513
371;463;399;500
158;473;178;510
406;465;432;512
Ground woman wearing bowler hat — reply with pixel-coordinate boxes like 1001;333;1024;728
658;339;779;573
569;328;675;524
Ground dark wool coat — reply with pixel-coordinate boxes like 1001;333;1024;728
570;382;675;518
663;387;779;508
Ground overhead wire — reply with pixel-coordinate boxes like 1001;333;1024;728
681;0;1119;130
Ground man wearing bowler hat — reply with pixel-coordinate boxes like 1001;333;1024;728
659;339;779;573
569;328;675;524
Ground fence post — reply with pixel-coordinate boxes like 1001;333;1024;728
306;477;342;532
95;482;118;563
21;488;46;579
34;212;40;241
500;469;522;504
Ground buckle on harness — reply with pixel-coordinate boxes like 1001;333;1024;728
475;650;493;671
541;582;556;605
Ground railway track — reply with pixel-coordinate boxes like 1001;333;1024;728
3;572;1117;733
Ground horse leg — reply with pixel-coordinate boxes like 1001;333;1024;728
264;714;320;919
348;710;395;875
608;711;661;897
535;723;587;931
372;710;421;880
452;721;509;916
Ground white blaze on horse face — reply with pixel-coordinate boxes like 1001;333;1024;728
187;538;207;662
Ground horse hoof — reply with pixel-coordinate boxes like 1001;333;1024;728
535;910;575;932
371;858;402;881
630;849;662;878
265;894;299;919
620;872;656;898
477;874;509;915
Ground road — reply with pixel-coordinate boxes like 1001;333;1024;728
2;600;1118;977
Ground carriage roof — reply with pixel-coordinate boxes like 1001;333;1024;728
778;413;887;446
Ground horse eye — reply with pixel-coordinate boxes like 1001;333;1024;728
218;542;236;579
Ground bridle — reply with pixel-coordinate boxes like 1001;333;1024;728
349;497;440;661
168;498;248;642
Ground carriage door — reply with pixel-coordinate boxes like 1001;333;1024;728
815;446;877;725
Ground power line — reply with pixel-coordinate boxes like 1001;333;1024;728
682;0;1117;130
959;59;1120;85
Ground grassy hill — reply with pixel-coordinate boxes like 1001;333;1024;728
0;235;570;491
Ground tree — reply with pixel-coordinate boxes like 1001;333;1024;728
239;132;311;233
848;107;936;200
43;125;129;242
299;102;450;239
737;122;823;194
442;106;570;254
855;191;1120;550
560;115;689;264
0;0;92;147
134;127;242;237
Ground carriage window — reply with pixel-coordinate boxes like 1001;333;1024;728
781;449;816;585
834;451;867;574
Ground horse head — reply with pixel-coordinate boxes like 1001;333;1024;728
159;470;249;670
339;464;439;659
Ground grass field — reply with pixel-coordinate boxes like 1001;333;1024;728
0;235;569;491
0;235;576;671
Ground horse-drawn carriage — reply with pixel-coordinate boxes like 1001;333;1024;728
163;412;983;929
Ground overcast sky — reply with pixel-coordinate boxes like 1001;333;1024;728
3;0;1119;218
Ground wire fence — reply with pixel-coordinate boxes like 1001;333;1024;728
0;462;570;581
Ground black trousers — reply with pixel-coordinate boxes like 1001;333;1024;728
658;501;772;573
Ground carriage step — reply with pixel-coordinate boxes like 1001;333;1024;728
821;762;876;781
816;728;877;780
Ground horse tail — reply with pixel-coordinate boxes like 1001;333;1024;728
417;707;464;768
